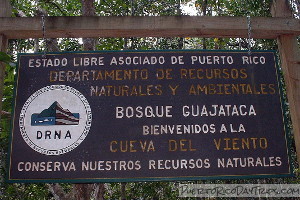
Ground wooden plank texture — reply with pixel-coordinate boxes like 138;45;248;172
0;16;299;39
0;0;11;18
272;0;300;165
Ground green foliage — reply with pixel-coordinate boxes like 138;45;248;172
0;52;11;64
224;0;272;17
0;52;15;136
0;53;17;200
1;0;299;199
95;0;181;16
105;182;178;200
59;38;81;52
3;183;50;200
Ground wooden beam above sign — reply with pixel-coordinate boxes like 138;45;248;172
0;16;299;39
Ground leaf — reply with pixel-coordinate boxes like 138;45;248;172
0;52;11;64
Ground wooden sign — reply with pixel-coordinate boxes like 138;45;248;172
8;50;292;182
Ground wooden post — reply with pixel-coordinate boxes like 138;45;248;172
0;0;12;17
0;0;11;122
272;0;300;165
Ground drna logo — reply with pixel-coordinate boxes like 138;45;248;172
19;85;92;156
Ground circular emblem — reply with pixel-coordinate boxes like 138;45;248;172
19;85;92;155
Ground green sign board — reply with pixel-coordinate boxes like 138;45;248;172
8;50;292;183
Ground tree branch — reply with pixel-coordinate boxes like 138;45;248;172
41;0;67;16
47;183;67;200
1;110;11;117
94;183;105;200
